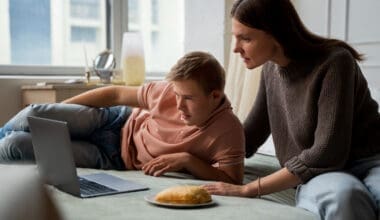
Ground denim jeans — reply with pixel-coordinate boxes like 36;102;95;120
0;103;131;170
296;154;380;220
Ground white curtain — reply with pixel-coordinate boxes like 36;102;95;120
224;39;277;156
225;38;262;122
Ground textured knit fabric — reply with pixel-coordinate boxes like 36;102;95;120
244;47;380;183
121;81;245;170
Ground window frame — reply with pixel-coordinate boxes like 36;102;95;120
0;0;164;80
111;0;166;80
0;0;227;80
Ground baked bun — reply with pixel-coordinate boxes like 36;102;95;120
155;185;211;204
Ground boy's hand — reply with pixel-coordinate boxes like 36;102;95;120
142;152;243;184
142;152;191;177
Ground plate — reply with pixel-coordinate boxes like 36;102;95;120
144;195;216;208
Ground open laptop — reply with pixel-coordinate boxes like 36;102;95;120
27;116;148;198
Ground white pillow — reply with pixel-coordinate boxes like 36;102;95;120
257;135;276;156
369;86;380;105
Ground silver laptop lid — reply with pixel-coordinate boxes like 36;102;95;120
28;116;80;196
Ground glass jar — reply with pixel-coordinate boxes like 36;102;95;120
121;32;146;86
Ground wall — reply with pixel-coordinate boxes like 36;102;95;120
293;0;380;88
0;77;71;125
0;0;10;64
184;0;232;67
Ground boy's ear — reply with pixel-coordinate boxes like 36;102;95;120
211;90;222;100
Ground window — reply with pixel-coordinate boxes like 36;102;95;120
70;0;100;19
0;0;106;68
7;0;52;65
127;0;184;74
0;0;184;78
127;0;140;25
71;27;98;43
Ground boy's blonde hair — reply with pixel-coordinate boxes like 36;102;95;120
166;51;225;94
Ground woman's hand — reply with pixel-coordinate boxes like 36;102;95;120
203;182;250;197
204;168;302;198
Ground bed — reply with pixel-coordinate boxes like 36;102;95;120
50;84;379;220
5;81;379;220
0;154;316;220
0;154;317;220
3;89;379;220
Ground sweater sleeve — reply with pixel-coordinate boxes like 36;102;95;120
243;70;271;158
285;50;356;182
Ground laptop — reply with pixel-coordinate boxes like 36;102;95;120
27;116;149;198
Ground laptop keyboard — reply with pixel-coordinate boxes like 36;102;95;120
79;177;117;196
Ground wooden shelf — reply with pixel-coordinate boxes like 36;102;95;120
21;83;105;108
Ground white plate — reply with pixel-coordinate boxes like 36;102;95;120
144;195;216;208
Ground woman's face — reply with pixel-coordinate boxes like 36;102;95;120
232;18;288;68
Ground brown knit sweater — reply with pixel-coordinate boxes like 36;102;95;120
244;47;380;183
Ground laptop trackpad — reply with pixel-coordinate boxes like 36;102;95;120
80;173;148;191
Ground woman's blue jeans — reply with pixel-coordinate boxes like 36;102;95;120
0;103;131;170
296;154;380;220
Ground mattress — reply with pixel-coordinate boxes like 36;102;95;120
0;154;317;220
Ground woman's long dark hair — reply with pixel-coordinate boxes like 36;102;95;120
231;0;363;61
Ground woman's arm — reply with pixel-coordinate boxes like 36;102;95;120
203;167;301;197
284;50;357;182
62;85;140;107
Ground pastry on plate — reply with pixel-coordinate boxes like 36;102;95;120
155;185;211;204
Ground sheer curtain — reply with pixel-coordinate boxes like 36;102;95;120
225;38;262;122
225;38;276;156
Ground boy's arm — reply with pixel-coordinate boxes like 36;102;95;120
62;85;140;107
142;152;244;184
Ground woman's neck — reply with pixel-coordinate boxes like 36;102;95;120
271;45;290;67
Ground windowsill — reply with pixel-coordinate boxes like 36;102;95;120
0;75;82;80
0;74;164;83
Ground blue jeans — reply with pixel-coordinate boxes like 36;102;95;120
296;154;380;220
0;103;131;170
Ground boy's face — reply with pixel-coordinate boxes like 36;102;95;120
172;79;221;127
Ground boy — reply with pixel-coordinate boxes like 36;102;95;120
0;51;245;184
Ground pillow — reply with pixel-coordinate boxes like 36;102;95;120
257;135;276;156
369;86;380;106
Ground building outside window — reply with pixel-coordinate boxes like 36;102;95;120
0;0;184;78
0;0;106;67
127;0;183;74
8;0;52;65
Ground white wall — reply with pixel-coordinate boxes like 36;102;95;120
0;77;73;125
184;0;232;67
0;0;10;64
293;0;380;88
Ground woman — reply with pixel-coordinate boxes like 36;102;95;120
203;0;380;220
